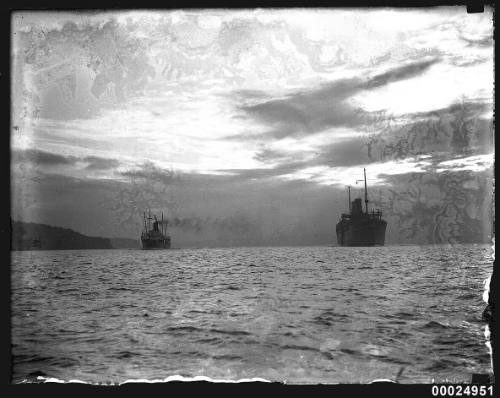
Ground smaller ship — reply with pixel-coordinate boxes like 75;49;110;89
336;168;387;246
141;210;171;249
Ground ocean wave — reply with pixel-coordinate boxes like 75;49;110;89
420;321;450;330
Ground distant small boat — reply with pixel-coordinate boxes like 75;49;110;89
141;210;171;250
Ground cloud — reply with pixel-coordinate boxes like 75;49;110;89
239;97;493;184
83;156;120;170
232;89;271;101
253;148;298;164
435;154;493;173
215;161;308;181
12;148;77;166
459;35;493;48
447;55;490;68
313;138;372;167
236;59;440;140
361;58;440;90
119;162;178;185
12;148;124;174
237;78;362;140
252;136;372;171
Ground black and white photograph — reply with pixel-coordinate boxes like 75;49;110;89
9;7;494;385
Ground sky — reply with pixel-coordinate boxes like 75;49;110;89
11;8;494;246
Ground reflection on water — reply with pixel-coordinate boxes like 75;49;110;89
11;245;493;383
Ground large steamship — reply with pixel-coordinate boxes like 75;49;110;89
141;210;171;249
336;168;387;247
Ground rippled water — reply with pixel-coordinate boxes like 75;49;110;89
11;245;493;384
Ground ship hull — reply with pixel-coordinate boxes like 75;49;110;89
336;218;387;247
141;237;171;249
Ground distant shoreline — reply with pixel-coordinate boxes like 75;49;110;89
10;220;139;251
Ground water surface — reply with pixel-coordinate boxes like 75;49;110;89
11;244;493;383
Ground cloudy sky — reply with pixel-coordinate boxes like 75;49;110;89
11;8;494;246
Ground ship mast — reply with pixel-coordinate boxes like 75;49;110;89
347;185;351;212
364;168;368;214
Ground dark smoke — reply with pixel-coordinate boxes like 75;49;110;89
159;215;252;234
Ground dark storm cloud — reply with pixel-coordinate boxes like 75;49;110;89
12;148;123;171
361;59;440;90
122;159;320;186
83;156;120;170
313;138;372;167
253;136;371;169
236;59;441;140
218;135;373;182
253;148;296;164
237;78;362;140
31;172;117;192
232;89;271;101
217;161;308;180
241;98;493;181
12;148;78;166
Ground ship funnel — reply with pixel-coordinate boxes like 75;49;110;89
351;198;363;215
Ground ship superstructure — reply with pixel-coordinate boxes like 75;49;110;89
335;168;387;246
141;210;171;249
